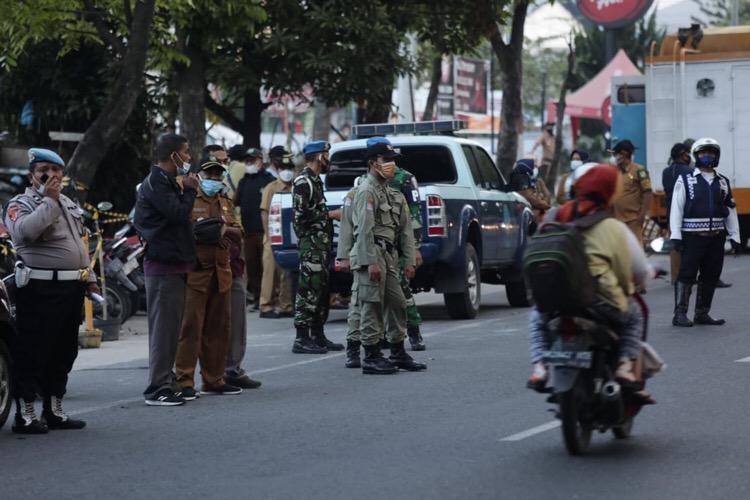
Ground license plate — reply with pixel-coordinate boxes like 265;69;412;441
541;351;592;368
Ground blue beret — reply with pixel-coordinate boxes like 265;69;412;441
366;136;391;148
513;158;535;176
28;148;65;169
303;141;331;155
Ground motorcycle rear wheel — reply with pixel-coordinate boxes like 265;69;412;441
560;384;592;455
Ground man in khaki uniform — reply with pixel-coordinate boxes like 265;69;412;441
531;123;556;180
350;141;426;374
611;140;652;246
175;160;243;397
259;154;295;318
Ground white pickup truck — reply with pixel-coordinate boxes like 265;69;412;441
270;133;534;319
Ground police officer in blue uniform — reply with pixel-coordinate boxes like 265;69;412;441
670;138;741;327
5;148;98;433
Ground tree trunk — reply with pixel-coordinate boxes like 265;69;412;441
422;55;442;121
312;97;332;141
549;42;576;188
242;87;263;148
176;29;207;163
490;0;530;179
66;0;156;197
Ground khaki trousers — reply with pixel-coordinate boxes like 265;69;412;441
356;247;406;346
175;273;231;389
259;239;293;313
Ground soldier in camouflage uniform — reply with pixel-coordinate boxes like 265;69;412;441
292;141;344;354
386;150;426;351
350;139;426;374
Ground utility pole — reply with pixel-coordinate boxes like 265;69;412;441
540;71;547;126
731;0;739;26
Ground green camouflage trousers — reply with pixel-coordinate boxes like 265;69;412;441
399;255;422;328
294;236;330;329
354;248;406;346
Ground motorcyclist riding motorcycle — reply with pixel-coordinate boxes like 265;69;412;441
526;165;655;403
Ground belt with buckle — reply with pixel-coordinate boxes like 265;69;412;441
29;268;89;281
373;237;395;253
695;230;723;237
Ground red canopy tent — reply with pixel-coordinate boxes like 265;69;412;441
547;49;641;143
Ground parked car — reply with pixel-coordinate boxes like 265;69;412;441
0;275;17;429
271;124;534;319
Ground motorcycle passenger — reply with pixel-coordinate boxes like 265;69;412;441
526;165;651;401
555;150;589;206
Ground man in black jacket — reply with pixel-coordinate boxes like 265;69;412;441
662;143;693;284
135;134;200;406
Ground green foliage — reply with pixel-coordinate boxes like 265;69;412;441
692;0;750;26
573;11;665;84
522;40;570;126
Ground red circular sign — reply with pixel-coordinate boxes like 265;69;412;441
577;0;653;28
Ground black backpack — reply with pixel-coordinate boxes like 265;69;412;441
522;210;609;313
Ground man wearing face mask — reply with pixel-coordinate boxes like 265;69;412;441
259;149;295;318
611;140;652;246
555;150;589;205
5;148;99;433
350;140;426;374
292;141;343;353
235;148;275;310
175;159;244;398
135;134;200;406
670;138;740;327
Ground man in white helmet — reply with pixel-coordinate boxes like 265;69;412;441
669;138;741;327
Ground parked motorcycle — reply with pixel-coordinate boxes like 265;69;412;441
539;300;651;455
0;223;16;277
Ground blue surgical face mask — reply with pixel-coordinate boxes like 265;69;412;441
696;153;715;168
200;178;225;196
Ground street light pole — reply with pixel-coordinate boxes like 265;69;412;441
731;0;739;26
540;71;547;126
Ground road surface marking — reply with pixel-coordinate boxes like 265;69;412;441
500;421;561;442
735;356;750;362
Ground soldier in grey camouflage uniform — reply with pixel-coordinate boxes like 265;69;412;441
292;141;344;354
350;140;426;374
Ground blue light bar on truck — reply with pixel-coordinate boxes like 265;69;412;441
352;120;467;138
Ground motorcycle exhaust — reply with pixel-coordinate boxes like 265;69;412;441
601;380;621;401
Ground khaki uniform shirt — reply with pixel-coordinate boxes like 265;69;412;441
6;188;94;280
613;162;652;224
261;179;292;245
188;188;234;293
350;175;414;269
225;160;246;222
336;187;357;261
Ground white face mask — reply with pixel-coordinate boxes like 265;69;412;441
279;169;294;183
570;160;583;170
245;164;259;175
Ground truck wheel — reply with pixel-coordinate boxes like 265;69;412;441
444;243;480;319
0;339;11;430
505;280;530;307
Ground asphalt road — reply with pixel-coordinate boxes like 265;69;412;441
2;254;750;500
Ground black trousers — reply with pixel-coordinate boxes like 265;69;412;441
12;279;85;401
677;234;725;286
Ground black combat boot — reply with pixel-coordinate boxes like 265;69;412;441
12;398;48;435
345;341;361;368
694;283;725;325
379;337;391;350
672;281;694;327
311;326;344;351
407;325;426;351
292;327;327;354
389;341;427;371
42;396;86;430
362;344;398;375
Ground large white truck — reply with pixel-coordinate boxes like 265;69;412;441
643;26;750;243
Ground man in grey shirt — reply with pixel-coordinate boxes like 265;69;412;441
5;148;99;434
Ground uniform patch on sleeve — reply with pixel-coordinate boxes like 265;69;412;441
366;195;374;211
344;196;353;207
6;204;18;222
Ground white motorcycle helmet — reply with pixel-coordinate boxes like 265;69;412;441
691;137;721;169
564;162;599;200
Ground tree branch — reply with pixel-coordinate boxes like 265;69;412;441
205;91;245;132
81;0;126;57
123;0;133;26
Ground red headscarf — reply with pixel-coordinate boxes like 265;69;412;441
556;164;619;223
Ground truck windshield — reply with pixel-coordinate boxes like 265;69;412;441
327;145;457;189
